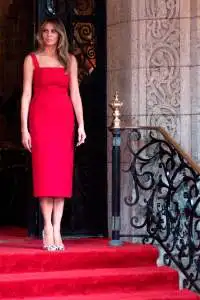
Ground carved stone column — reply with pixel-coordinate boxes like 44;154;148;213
107;0;199;236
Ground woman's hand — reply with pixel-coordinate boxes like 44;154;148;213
22;129;32;152
77;125;86;146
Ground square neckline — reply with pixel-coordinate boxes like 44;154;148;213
31;53;65;70
38;67;65;69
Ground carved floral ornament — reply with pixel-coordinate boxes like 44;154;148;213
145;0;180;138
145;0;179;19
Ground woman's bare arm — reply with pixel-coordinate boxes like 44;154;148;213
69;55;84;129
21;55;34;151
21;55;33;132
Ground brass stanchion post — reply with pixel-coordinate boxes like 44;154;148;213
109;91;123;246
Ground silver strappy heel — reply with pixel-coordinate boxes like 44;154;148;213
55;244;65;251
42;230;57;252
53;229;65;251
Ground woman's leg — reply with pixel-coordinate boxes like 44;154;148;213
40;197;54;246
52;198;65;247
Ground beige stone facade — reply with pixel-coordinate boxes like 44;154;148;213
107;0;200;235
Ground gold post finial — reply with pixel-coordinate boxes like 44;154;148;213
109;91;123;129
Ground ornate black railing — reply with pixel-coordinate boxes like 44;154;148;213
109;93;200;293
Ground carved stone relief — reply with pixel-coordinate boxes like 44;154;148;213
106;0;200;237
145;0;179;19
145;0;180;138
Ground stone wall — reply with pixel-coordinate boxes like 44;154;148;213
107;0;200;235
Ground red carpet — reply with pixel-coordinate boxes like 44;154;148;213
0;228;198;299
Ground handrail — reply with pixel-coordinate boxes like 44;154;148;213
120;125;200;175
109;92;200;292
109;92;200;175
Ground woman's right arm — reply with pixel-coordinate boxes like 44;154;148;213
20;55;34;152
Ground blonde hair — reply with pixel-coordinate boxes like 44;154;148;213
36;18;70;70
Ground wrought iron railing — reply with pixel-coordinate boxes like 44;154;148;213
109;92;200;293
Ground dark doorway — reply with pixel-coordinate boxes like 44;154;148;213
0;0;107;238
0;0;35;228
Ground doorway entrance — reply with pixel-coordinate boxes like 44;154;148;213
0;0;107;237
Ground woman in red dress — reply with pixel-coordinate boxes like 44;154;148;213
20;18;86;251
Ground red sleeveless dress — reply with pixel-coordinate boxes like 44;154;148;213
29;53;74;198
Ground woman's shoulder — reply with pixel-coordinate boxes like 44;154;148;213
27;51;41;59
24;52;36;62
68;53;78;68
23;53;34;65
68;53;76;61
24;52;39;68
27;51;36;57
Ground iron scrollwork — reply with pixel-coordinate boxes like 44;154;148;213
46;0;56;16
123;128;200;292
74;0;94;15
54;0;96;82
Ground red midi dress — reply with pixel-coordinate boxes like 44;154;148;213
29;53;74;198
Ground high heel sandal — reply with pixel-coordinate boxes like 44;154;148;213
42;230;57;251
53;230;65;251
55;244;65;251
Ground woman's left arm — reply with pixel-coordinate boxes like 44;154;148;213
69;55;86;146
